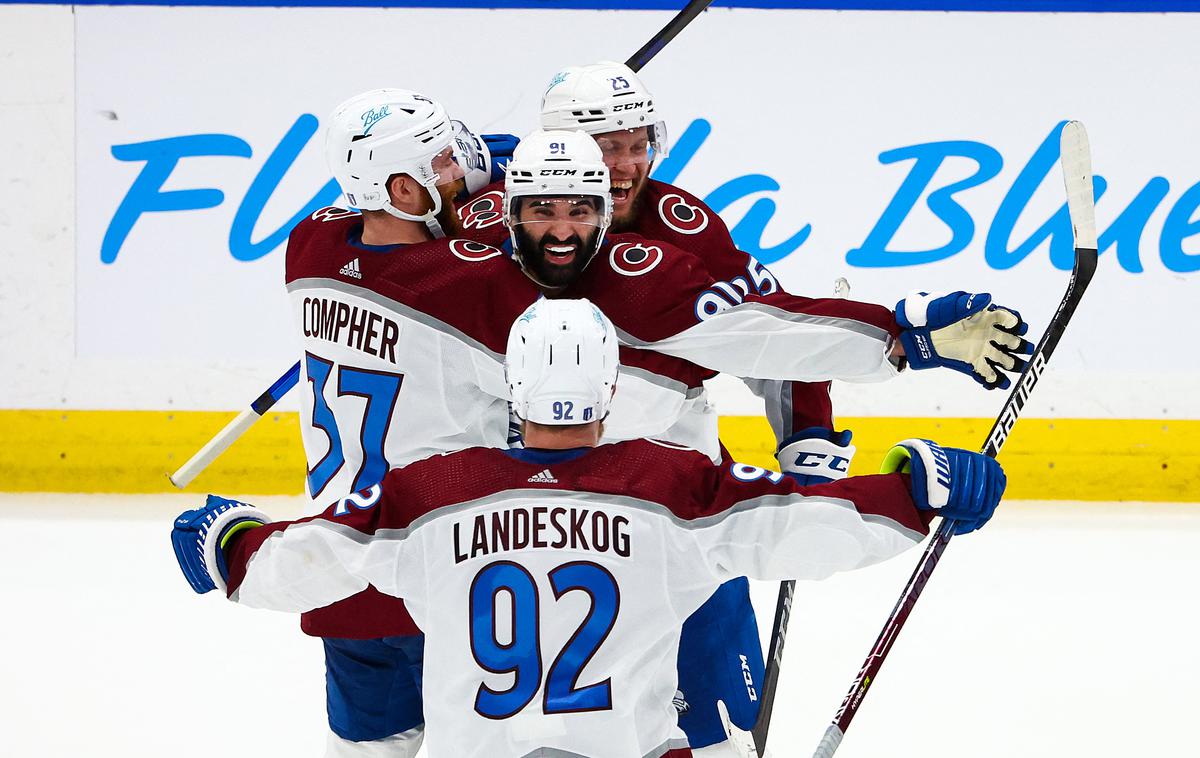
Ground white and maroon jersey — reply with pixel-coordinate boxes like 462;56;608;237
563;233;901;460
284;209;721;491
285;208;542;638
285;208;538;505
462;179;857;440
224;440;930;758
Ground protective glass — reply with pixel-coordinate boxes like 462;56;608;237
430;145;467;188
593;122;669;167
509;196;606;234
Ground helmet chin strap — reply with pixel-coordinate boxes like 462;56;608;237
381;183;447;239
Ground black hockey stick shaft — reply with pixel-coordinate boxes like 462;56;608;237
626;0;713;72
810;121;1099;758
752;579;794;753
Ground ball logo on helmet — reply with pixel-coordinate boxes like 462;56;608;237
460;191;505;230
450;239;503;262
360;105;391;136
658;194;710;235
609;242;664;277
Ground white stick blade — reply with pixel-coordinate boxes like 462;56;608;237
168;408;260;488
1060;121;1098;250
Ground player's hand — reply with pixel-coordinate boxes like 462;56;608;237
481;132;519;180
777;426;856;485
881;438;1006;535
895;291;1033;389
171;495;271;594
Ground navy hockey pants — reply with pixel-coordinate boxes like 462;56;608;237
676;577;767;749
324;634;425;742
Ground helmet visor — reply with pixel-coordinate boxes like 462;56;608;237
430;145;468;188
593;122;669;167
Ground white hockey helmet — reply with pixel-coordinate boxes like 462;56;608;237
539;61;668;161
503;130;614;283
504;129;612;222
324;88;458;235
506;298;619;426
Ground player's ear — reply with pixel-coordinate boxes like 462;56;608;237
386;173;410;205
387;173;427;213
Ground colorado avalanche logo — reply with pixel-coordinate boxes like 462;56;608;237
609;242;664;277
311;207;360;223
658;194;709;235
450;239;502;262
459;191;505;230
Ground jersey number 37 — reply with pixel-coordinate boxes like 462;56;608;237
305;352;404;498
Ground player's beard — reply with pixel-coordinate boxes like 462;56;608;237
434;182;464;237
513;225;600;291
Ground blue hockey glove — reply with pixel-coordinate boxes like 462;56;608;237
171;495;271;594
481;132;519;180
896;291;1033;390
881;439;1006;535
777;427;856;485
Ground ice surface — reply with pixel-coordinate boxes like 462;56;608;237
2;495;1196;757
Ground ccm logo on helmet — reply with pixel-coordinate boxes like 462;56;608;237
658;194;710;235
612;101;646;111
609;242;664;277
539;169;578;176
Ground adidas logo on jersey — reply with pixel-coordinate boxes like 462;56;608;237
527;469;558;484
339;258;363;279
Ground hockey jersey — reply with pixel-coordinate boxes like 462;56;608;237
225;440;930;758
283;210;745;635
461;178;844;441
284;208;536;637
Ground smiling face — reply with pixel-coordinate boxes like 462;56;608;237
511;195;604;289
593;127;652;231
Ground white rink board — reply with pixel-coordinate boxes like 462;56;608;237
9;5;1200;415
2;494;1198;757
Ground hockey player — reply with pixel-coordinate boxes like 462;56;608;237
490;127;1031;755
454;65;925;752
285;90;1025;757
172;298;1009;758
285;88;542;758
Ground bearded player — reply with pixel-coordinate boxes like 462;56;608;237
478;125;1031;756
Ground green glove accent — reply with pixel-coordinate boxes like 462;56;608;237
880;445;914;475
219;519;264;550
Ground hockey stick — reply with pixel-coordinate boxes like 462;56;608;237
750;276;852;756
809;120;1099;758
168;6;711;490
168;362;300;488
626;0;713;72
